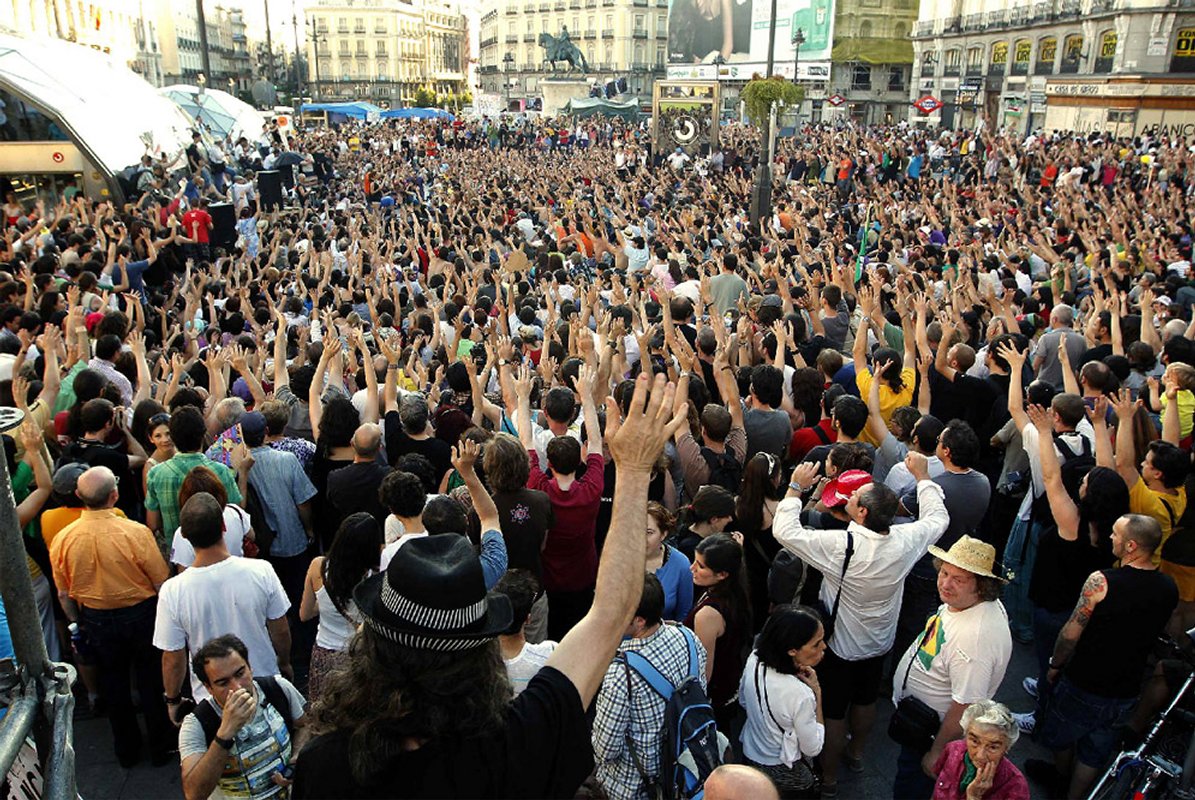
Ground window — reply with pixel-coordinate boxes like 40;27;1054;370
944;47;961;75
893;22;907;39
888;66;903;89
1012;39;1031;73
852;64;871;89
1061;34;1083;73
859;20;872;37
1036;36;1056;73
989;41;1008;75
1171;27;1195;72
1094;29;1116;72
966;46;983;71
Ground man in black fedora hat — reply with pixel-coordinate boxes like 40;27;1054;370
293;371;687;799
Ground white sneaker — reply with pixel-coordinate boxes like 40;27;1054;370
1023;677;1039;699
1013;711;1036;735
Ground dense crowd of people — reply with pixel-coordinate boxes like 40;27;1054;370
3;110;1195;800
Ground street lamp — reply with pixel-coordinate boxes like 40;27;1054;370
306;19;325;102
503;52;515;106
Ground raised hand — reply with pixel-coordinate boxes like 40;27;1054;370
1026;403;1053;434
606;373;687;473
451;438;481;475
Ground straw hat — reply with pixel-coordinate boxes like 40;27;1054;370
927;535;1005;581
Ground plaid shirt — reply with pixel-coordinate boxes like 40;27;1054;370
145;452;243;538
592;623;707;800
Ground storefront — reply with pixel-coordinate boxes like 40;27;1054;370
1044;75;1195;137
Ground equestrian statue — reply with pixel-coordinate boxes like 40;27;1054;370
539;27;589;73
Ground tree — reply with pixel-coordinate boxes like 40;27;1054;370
740;76;805;128
414;87;437;108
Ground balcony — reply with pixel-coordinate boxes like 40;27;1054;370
1010;60;1028;74
920;64;935;76
985;9;1006;26
1059;0;1080;16
506;35;519;43
554;1;566;8
1089;0;1115;11
570;0;582;7
481;36;498;47
586;0;597;6
337;25;349;33
965;64;983;76
524;33;536;41
962;13;983;30
354;25;366;33
602;28;614;37
1033;0;1052;18
633;28;647;37
913;20;933;36
944;15;960;30
506;4;518;11
943;64;961;76
524;3;535;10
583;29;596;37
988;62;1006;76
1034;60;1054;74
1008;5;1030;24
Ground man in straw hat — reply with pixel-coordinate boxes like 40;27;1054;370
293;371;688;798
890;535;1013;800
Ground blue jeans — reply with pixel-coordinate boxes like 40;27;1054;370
1039;676;1136;768
1002;515;1041;642
893;743;936;799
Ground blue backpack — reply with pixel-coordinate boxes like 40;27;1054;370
620;626;723;800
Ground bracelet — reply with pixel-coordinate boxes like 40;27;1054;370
1048;659;1065;670
213;734;235;751
788;481;807;493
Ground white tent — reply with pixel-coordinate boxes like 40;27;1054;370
0;31;195;178
161;84;268;142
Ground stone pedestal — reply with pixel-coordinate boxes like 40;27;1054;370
540;78;591;116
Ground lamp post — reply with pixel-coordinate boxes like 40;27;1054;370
791;27;805;85
503;52;515;107
749;0;780;227
306;19;324;102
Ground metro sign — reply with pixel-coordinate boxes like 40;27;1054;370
827;94;846;107
913;95;944;114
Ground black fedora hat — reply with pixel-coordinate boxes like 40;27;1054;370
354;535;512;652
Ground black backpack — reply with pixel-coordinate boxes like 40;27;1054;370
699;447;742;494
620;626;722;800
192;676;293;746
1031;435;1095;520
243;479;278;557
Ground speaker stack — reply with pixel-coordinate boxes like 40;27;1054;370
258;170;284;211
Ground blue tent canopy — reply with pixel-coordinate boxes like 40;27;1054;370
300;101;383;122
379;107;455;121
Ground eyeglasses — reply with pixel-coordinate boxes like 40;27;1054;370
148;413;171;427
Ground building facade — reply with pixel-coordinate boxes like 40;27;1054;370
911;0;1195;134
477;0;669;110
825;0;917;124
156;2;253;92
305;0;468;108
3;0;163;85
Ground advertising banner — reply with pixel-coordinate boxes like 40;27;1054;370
667;0;834;66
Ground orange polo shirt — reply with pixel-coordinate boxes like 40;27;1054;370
50;508;169;610
40;506;126;551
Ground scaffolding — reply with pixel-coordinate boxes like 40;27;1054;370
0;410;77;799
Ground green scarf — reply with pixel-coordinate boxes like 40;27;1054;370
959;751;979;794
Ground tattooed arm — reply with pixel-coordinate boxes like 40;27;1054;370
1048;570;1108;682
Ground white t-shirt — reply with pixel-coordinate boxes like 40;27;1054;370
379;532;429;570
169;505;250;567
892;600;1013;717
153;557;291;701
504;640;557;695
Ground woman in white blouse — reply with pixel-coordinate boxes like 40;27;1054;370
738;605;827;799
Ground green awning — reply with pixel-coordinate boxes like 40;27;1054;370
831;38;915;65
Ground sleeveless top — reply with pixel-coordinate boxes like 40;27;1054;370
315;585;359;652
1065;566;1178;698
684;593;748;710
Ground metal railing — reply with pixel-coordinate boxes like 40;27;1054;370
0;432;77;799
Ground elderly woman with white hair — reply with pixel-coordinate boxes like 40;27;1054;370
931;700;1029;800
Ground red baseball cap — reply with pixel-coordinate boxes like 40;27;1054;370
821;470;873;508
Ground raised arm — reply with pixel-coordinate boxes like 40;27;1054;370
1028;403;1080;540
309;338;342;442
997;341;1030;432
544;372;686;706
1110;389;1142;489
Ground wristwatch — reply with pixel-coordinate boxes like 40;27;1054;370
788;481;807;493
164;694;181;706
213;734;235;751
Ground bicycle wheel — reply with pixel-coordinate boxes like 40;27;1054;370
1090;761;1143;800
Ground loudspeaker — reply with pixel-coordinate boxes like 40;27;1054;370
258;170;283;211
209;202;236;250
279;163;296;189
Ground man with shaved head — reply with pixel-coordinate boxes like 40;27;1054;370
327;422;390;532
49;465;172;767
702;765;781;800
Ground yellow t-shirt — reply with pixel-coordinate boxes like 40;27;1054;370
1129;477;1188;565
1159;390;1195;438
854;366;917;446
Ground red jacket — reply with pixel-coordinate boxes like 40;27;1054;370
528;451;604;593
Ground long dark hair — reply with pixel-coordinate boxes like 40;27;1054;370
695;533;752;634
311;629;510;787
675;485;735;535
735;453;784;536
316;396;360;458
322;513;384;618
755;605;823;676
